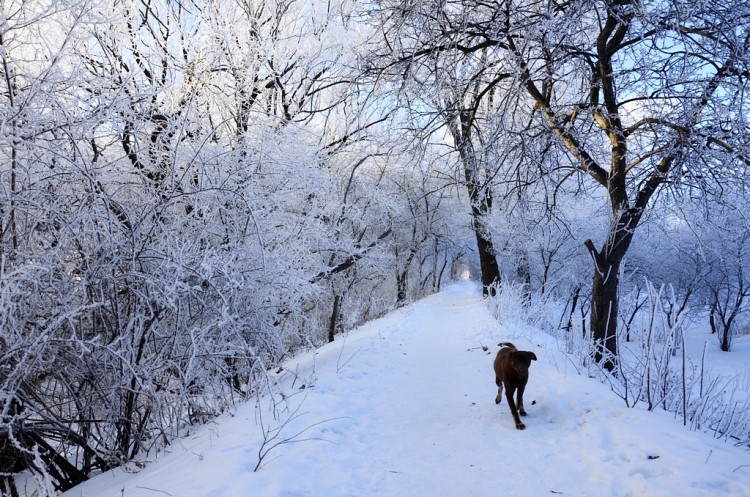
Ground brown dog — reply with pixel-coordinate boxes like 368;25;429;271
493;342;537;430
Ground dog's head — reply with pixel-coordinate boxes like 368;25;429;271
511;350;537;369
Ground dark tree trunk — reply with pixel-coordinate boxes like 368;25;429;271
396;270;407;306
720;329;731;352
328;294;342;343
589;255;620;372
472;217;501;297
583;194;643;373
396;244;418;306
564;285;581;332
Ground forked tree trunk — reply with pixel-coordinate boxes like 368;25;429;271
584;207;639;373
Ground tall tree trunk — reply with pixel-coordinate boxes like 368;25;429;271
472;213;501;297
449;109;501;296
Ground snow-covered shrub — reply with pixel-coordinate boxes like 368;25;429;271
614;281;750;444
485;279;562;339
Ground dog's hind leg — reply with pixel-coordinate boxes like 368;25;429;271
495;377;503;404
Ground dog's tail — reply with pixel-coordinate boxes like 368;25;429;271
498;342;516;349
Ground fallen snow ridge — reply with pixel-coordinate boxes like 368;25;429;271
63;282;750;497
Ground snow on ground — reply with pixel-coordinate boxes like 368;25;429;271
61;281;750;497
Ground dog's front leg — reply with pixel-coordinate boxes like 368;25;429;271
516;385;527;417
505;385;525;430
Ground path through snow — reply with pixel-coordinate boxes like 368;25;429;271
62;282;750;497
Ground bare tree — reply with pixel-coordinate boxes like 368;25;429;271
0;0;408;491
704;223;750;352
364;0;522;295
508;0;750;371
365;0;750;370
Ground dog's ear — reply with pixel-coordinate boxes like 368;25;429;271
530;352;537;361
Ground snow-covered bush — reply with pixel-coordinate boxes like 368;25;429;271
601;280;750;444
485;279;562;339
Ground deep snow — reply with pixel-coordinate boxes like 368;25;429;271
59;281;750;497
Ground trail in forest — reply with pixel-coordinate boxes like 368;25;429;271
63;282;750;497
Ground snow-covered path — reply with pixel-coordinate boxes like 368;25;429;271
63;282;750;497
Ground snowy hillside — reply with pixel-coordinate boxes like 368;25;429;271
60;282;750;497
